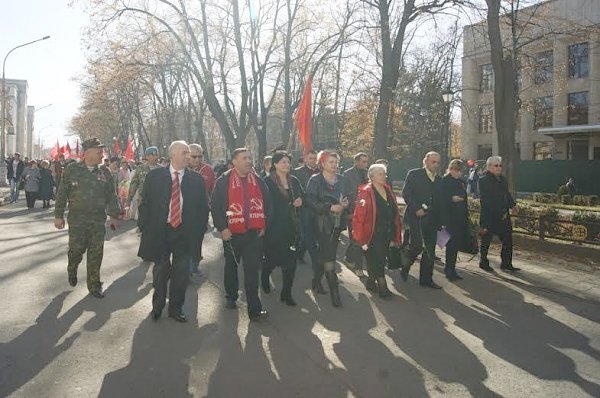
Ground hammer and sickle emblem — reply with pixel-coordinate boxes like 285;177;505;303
228;203;243;216
250;198;263;211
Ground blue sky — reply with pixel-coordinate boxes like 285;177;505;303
0;0;88;149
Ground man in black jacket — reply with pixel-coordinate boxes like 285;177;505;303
139;141;209;323
211;148;273;321
343;152;369;272
401;152;443;289
6;152;24;203
478;156;520;272
293;150;319;264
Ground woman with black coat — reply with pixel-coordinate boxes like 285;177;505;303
262;151;304;306
440;159;469;281
305;150;349;307
38;160;55;208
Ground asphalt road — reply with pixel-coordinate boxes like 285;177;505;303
1;202;599;398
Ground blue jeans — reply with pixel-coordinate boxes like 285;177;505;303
9;178;20;202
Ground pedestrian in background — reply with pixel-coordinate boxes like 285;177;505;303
54;138;120;298
39;160;55;209
343;152;369;275
22;160;41;209
6;152;24;203
117;159;131;219
352;163;402;298
305;150;348;307
440;159;468;281
293;150;319;265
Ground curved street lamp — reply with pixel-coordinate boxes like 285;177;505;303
0;35;50;185
441;89;455;167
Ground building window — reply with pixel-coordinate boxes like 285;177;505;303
568;139;589;160
568;91;588;125
533;50;553;84
479;105;493;134
568;42;589;79
533;142;554;160
477;145;492;160
533;96;553;129
480;64;494;92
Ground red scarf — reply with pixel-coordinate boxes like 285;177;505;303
227;169;266;234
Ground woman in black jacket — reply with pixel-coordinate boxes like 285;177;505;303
440;159;469;281
262;151;304;306
39;160;55;208
305;150;348;307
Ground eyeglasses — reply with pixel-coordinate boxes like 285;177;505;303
492;164;502;167
191;155;202;159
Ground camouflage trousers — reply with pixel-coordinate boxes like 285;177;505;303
67;222;106;292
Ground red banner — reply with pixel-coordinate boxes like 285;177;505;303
295;75;313;153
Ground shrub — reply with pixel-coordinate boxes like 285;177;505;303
572;195;598;207
560;195;573;205
533;193;557;204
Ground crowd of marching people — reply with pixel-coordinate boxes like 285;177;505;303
41;137;520;322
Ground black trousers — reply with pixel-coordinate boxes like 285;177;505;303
345;224;364;268
404;218;437;284
445;238;459;275
152;226;190;316
365;235;390;278
480;227;513;267
223;230;263;316
25;191;37;208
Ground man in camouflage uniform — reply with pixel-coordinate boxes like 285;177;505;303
54;138;120;298
127;146;161;207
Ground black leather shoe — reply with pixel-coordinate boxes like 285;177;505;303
225;300;237;309
169;313;187;323
479;264;495;272
150;311;161;321
249;310;269;321
284;297;297;306
311;278;327;295
447;273;463;281
400;269;409;282
365;278;377;292
420;282;443;289
501;265;521;272
89;290;105;298
68;274;77;287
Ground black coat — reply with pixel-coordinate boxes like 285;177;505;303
210;170;273;233
402;168;441;229
38;168;55;200
138;167;209;260
293;165;319;189
6;159;24;180
343;166;368;214
305;173;348;234
440;174;469;243
478;172;516;232
263;175;303;245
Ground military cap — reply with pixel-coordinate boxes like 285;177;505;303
145;146;159;156
82;137;106;151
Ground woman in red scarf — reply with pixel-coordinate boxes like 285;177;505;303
305;151;348;307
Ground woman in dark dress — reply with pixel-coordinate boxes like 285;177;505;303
305;151;349;307
352;164;403;297
38;160;55;208
262;151;304;306
440;159;469;281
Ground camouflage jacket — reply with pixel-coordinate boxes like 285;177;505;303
127;163;161;204
55;162;120;223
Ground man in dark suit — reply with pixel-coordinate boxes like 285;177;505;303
211;148;273;322
139;141;209;323
401;151;443;289
343;152;369;273
6;152;24;203
478;156;520;272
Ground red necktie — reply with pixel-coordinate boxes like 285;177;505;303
169;171;182;228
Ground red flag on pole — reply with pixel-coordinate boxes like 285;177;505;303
64;143;72;160
124;137;134;161
75;140;80;159
295;75;313;154
113;138;121;156
50;139;60;160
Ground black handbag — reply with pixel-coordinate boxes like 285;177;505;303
458;220;479;255
388;245;406;270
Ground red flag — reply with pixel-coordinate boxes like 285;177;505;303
64;143;72;160
113;138;121;156
75;140;80;159
124;137;134;161
50;139;60;160
295;75;313;153
59;145;65;157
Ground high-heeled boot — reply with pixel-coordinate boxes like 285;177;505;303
377;277;393;298
311;261;327;294
324;265;342;307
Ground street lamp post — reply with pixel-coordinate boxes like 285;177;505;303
441;89;454;168
0;35;50;186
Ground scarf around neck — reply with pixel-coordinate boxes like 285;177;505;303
227;168;266;233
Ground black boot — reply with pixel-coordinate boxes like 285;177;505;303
312;261;327;294
261;270;271;294
479;246;494;272
281;269;297;306
377;277;394;298
365;277;377;292
325;270;342;307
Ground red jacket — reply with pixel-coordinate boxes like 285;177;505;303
352;183;402;246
